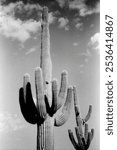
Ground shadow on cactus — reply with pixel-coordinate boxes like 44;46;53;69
68;87;94;150
19;6;73;150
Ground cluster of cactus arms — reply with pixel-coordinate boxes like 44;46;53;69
19;6;73;150
68;86;94;150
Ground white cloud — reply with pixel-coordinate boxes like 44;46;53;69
0;112;25;133
73;42;78;46
0;2;42;42
48;12;57;24
25;47;36;55
75;22;83;30
73;17;83;30
58;17;69;30
69;0;100;17
56;0;67;7
89;32;100;52
81;32;100;58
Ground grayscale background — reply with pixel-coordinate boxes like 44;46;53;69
0;0;100;150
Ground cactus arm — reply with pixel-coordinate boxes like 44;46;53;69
86;132;92;149
54;87;73;127
84;124;88;142
57;71;68;110
19;73;46;125
19;86;37;124
20;74;39;124
51;79;58;114
91;129;94;141
23;73;30;100
68;129;78;150
35;67;47;120
84;105;92;123
50;70;68;115
73;86;92;125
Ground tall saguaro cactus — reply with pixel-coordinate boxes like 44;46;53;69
19;7;73;150
68;87;94;150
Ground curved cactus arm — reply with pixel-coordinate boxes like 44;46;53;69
54;86;73;127
35;67;47;120
68;129;79;150
51;78;58;114
73;86;92;125
19;87;37;124
84;105;92;123
19;74;39;124
57;70;68;110
50;70;68;116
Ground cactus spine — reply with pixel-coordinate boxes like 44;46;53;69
19;7;73;150
68;87;94;150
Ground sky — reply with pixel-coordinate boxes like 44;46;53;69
0;0;100;150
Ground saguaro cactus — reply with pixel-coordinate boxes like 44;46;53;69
68;87;94;150
19;7;73;150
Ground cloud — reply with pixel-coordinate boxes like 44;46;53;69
75;22;83;30
73;17;83;30
25;47;36;55
58;17;69;30
89;32;100;52
81;32;100;58
73;42;78;46
0;112;25;133
56;0;67;7
69;0;100;17
48;12;57;24
0;2;42;42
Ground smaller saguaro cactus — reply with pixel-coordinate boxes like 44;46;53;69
68;87;94;150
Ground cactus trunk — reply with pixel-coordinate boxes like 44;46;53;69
37;7;53;150
37;117;54;150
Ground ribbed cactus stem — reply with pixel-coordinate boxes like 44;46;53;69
40;6;52;106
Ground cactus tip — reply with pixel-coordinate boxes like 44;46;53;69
73;86;77;91
24;73;30;78
62;70;68;75
89;104;92;108
89;105;93;111
35;67;41;71
23;74;30;83
68;86;73;90
52;78;58;82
